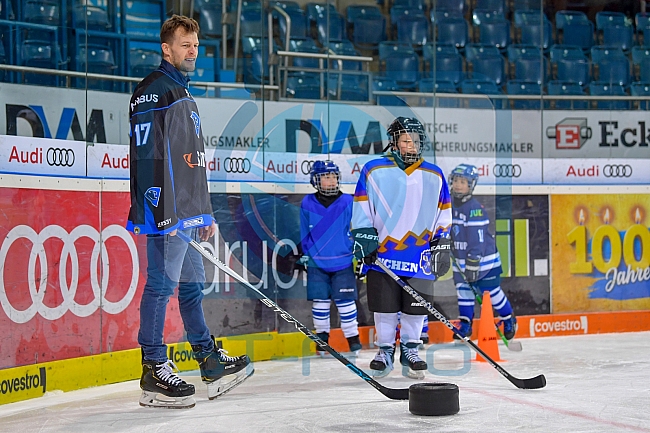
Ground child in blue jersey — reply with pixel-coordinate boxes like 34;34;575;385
449;164;517;340
351;117;452;379
298;160;362;355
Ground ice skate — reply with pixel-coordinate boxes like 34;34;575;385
453;319;473;341
500;314;518;341
314;332;331;357
400;342;427;379
193;340;254;400
346;335;362;355
139;360;196;409
369;345;395;378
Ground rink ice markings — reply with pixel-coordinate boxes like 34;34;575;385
465;387;650;433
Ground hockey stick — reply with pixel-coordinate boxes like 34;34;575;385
177;231;409;400
451;258;523;352
466;283;523;352
374;260;546;390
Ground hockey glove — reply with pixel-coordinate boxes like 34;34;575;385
464;257;480;282
351;227;379;265
429;237;451;278
355;260;368;280
287;254;309;272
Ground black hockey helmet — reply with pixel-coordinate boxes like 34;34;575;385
386;117;426;164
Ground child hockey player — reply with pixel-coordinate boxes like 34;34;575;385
351;117;452;379
449;164;517;340
298;160;362;355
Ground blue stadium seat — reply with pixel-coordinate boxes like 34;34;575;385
556;58;590;86
187;53;216;83
596;57;630;86
477;18;510;51
276;8;308;42
346;5;383;26
519;19;553;51
77;44;117;91
290;38;321;69
328;41;364;88
471;9;500;26
307;3;337;26
589;82;629;110
397;15;429;49
423;43;458;61
241;8;265;37
73;5;111;31
590;45;626;63
507;44;542;62
372;76;407;105
555;10;590;29
506;80;541;109
513;0;542;11
460;79;503;108
547;80;589;109
0;37;6;82
430;8;463;26
513;10;548;28
635;12;650;47
390;6;424;33
560;22;594;51
602;25;633;52
244;48;272;84
470;53;506;86
271;1;301;11
24;0;60;25
514;56;547;84
419;79;459;107
316;12;346;44
595;11;627;30
287;74;321;99
379;41;415;65
338;78;369;101
242;36;276;55
465;43;500;61
21;39;62;86
197;1;224;39
436;16;469;51
129;47;161;77
632;46;650;81
550;44;586;62
125;0;164;39
353;15;387;50
430;51;463;83
1;0;15;19
392;0;426;9
384;51;419;90
435;0;466;16
475;0;505;15
630;81;650;109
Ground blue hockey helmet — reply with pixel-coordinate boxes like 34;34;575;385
449;164;478;201
310;160;340;195
387;117;426;164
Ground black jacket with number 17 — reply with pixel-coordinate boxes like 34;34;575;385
126;60;213;235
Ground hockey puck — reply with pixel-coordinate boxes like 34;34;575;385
408;383;460;416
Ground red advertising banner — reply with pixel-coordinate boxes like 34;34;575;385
0;188;184;369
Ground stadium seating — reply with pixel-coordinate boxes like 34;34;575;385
436;16;469;51
316;12;346;44
124;0;164;39
475;0;505;15
24;0;60;26
506;80;541;109
460;78;503;108
469;52;506;86
383;50;419;90
589;82;629;109
129;47;161;78
72;5;111;32
77;44;117;91
397;15;428;50
556;58;590;86
21;39;63;85
630;81;650;109
372;76;407;105
632;46;650;81
287;73;321;98
353;15;387;50
435;0;466;17
635;12;650;46
477;18;510;52
547;80;589;109
418;78;459;107
514;56;548;84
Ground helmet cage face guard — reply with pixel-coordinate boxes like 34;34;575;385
312;172;340;196
390;129;424;164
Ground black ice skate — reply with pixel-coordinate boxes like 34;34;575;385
139;360;196;409
369;345;395;378
346;335;362;354
400;342;427;380
193;339;254;400
500;313;518;341
315;332;330;357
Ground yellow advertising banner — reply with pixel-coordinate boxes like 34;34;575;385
551;194;650;313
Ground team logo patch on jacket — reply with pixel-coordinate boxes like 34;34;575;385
420;250;432;275
145;187;161;207
190;111;200;137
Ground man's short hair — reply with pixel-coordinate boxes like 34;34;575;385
160;14;200;44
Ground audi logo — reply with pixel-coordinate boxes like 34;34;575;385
603;164;633;178
493;164;522;178
301;160;315;175
224;157;251;173
46;147;75;167
0;224;138;323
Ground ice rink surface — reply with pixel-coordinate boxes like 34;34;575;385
1;332;649;433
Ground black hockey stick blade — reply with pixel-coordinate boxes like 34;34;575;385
375;260;546;390
178;232;410;400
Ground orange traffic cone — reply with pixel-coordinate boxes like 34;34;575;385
475;290;501;362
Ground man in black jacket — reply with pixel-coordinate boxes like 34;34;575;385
127;15;252;409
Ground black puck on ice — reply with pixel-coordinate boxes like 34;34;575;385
408;383;460;416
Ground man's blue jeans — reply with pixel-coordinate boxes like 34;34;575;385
138;228;214;362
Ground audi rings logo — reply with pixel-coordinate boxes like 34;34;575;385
0;225;139;324
46;148;75;167
224;157;251;173
603;164;633;178
493;164;522;178
301;160;315;175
